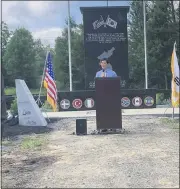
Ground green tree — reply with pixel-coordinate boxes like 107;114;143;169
128;0;179;89
54;18;84;90
174;1;179;59
1;21;13;86
1;22;12;56
128;1;147;88
54;35;69;90
34;39;46;75
3;28;37;88
147;1;179;89
34;39;47;87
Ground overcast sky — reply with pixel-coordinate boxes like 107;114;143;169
2;1;130;47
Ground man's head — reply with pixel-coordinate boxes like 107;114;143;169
100;58;109;70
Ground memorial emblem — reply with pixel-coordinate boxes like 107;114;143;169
97;47;115;60
121;97;130;107
132;97;142;107
92;15;117;30
72;99;83;109
60;99;70;109
144;96;154;107
84;98;95;108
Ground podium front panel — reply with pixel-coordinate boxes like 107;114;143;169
95;77;122;129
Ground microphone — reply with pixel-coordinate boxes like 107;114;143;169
102;69;106;77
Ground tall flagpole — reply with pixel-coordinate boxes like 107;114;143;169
68;0;72;91
143;0;148;89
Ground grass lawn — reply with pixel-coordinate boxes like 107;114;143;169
20;134;48;150
1;139;13;146
160;118;179;130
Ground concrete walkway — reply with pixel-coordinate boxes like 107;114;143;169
42;108;179;118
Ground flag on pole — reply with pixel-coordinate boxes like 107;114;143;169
171;42;180;107
43;52;57;111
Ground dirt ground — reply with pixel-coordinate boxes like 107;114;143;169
1;115;179;188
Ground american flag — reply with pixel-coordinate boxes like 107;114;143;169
43;52;57;111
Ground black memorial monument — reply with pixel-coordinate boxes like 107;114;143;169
80;6;129;90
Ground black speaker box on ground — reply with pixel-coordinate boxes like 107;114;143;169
76;119;87;135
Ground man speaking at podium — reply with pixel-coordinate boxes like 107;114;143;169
95;58;117;78
95;58;118;133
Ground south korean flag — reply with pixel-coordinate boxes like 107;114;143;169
105;15;117;29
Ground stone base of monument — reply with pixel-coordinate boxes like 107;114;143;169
91;128;125;135
99;128;125;134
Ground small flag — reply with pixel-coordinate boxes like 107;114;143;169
43;52;57;111
105;15;117;29
84;98;94;108
93;15;104;30
171;42;180;107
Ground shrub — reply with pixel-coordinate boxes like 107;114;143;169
41;100;59;112
156;93;164;105
10;98;18;115
41;100;53;111
5;87;16;95
161;98;171;106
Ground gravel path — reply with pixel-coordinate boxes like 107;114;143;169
2;115;179;188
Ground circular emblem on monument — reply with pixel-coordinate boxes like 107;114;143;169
60;99;70;109
132;97;142;107
72;99;83;109
144;96;154;106
121;97;130;107
84;98;95;108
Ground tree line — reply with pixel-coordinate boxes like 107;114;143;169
2;1;179;91
128;0;179;89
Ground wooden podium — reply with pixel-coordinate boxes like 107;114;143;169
95;77;122;130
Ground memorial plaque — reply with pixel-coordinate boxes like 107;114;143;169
80;6;129;90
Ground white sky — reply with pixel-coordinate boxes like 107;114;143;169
2;1;130;47
3;1;178;47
